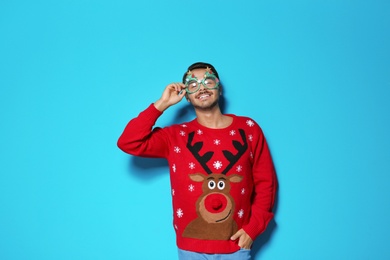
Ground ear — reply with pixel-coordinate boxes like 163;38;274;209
228;174;243;183
189;173;206;182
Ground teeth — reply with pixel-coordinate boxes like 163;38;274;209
198;94;210;100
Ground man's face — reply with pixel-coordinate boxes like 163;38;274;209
186;68;221;111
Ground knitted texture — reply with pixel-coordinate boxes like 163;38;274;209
118;104;277;254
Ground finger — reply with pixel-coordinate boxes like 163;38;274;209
238;238;247;248
173;83;184;93
178;89;186;98
238;235;253;249
240;243;252;249
178;83;186;91
230;230;242;241
167;83;179;90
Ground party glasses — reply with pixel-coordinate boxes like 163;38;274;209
185;72;219;94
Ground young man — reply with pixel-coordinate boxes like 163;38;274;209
117;62;277;259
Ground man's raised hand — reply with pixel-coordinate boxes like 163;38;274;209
154;83;186;112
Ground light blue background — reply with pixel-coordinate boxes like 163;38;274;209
1;0;389;259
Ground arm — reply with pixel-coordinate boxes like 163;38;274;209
242;126;277;241
117;83;186;157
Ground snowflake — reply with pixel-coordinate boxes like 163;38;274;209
181;124;187;128
197;129;203;135
174;146;181;153
188;184;195;192
241;188;246;195
179;130;186;136
172;189;175;196
172;164;176;173
248;134;253;141
189;162;196;169
213;161;223;170
174;224;178;230
214;139;221;145
250;152;253;158
177;208;184;218
238;209;244;218
246;120;255;127
229;130;236;136
236;165;243;172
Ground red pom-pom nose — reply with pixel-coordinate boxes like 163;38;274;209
211;198;223;210
205;194;227;213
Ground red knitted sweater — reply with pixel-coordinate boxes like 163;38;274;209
117;104;277;254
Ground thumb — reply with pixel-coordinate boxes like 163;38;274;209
230;229;243;241
178;89;186;99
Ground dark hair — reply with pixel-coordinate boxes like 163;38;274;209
182;62;220;83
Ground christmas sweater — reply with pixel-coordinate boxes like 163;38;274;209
117;104;277;254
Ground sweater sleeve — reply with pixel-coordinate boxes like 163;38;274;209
242;126;277;240
117;104;169;158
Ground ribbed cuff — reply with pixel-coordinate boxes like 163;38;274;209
143;103;163;119
242;211;274;240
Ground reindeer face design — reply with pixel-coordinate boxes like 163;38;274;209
189;173;243;224
182;129;248;240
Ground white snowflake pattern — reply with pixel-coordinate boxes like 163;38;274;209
241;188;246;195
181;124;188;128
188;184;195;192
213;161;223;170
189;162;196;169
229;130;236;136
174;224;178;230
214;139;221;145
174;146;181;153
179;130;186;136
197;129;203;135
238;209;244;218
172;164;176;173
246;120;255;127
172;189;175;196
177;208;184;218
250;152;253;158
236;165;243;172
248;134;253;142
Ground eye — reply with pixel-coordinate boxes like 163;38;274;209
208;180;216;189
217;181;225;190
187;81;198;90
204;78;215;86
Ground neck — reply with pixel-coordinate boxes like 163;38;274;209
194;105;232;129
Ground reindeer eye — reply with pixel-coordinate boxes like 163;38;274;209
217;181;225;190
208;180;216;189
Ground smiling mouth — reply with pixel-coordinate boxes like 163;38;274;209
197;92;212;100
215;210;232;223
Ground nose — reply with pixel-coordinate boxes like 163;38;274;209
211;198;223;210
204;193;227;213
198;82;206;92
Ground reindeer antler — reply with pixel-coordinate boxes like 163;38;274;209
187;129;248;175
187;131;213;174
222;129;248;175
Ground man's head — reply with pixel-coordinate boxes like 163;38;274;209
184;67;219;94
182;62;222;111
182;62;222;96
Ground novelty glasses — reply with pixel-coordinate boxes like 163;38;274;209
184;71;220;94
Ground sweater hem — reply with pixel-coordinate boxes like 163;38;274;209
177;237;240;254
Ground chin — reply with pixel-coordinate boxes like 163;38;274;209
193;99;219;111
